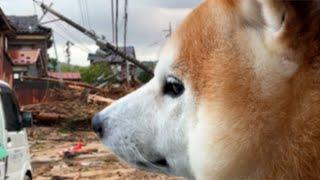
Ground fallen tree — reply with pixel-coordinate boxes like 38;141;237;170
22;76;105;93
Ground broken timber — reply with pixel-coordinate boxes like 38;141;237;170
35;1;154;76
22;76;105;93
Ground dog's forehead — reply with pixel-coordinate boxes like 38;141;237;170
155;1;220;78
154;0;239;96
155;37;180;78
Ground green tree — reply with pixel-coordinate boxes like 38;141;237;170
137;61;157;83
58;62;113;84
79;62;113;84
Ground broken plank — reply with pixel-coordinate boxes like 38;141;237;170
22;76;105;93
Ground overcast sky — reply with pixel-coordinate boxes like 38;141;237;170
0;0;201;66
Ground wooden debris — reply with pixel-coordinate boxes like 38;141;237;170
34;112;67;121
87;94;114;104
21;88;117;122
22;76;105;93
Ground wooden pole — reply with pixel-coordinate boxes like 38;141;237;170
111;0;115;44
115;0;119;48
36;1;154;76
124;0;130;82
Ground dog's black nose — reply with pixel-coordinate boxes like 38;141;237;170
92;114;104;138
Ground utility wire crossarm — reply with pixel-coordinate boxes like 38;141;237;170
33;0;154;76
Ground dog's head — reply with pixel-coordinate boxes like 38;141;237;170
93;0;320;179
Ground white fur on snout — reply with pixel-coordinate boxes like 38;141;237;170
96;38;194;178
98;79;160;164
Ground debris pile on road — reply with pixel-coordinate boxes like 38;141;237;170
29;127;181;180
21;85;133;122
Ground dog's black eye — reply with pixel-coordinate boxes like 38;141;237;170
163;76;184;97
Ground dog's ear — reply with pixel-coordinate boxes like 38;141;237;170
242;0;317;38
239;0;320;72
242;0;320;55
242;0;295;35
256;0;287;34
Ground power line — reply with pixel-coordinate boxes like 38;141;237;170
147;38;166;47
124;0;129;82
77;0;91;29
115;0;119;48
52;33;60;61
53;30;90;53
124;0;128;51
146;23;173;48
39;7;91;52
163;22;172;38
32;0;38;15
46;13;91;51
111;0;115;44
35;0;154;75
83;0;92;29
77;0;85;26
48;19;92;52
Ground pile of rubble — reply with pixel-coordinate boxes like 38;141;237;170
29;127;180;180
21;85;133;122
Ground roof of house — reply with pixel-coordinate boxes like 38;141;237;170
88;46;136;64
0;9;15;32
48;72;81;81
7;15;51;35
7;48;41;66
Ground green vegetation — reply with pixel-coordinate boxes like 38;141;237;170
59;62;113;84
60;63;86;72
50;59;156;84
136;61;157;83
79;62;113;84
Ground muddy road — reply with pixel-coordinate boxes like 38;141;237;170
28;127;181;180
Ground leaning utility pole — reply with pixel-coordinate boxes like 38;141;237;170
111;0;115;44
164;22;172;38
115;0;119;48
65;41;73;64
52;34;59;62
34;0;154;76
124;0;130;82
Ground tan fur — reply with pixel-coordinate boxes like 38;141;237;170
171;0;320;179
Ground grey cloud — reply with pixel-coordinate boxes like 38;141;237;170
0;0;197;62
141;0;201;9
41;1;192;48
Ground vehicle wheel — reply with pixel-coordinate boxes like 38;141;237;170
24;175;31;180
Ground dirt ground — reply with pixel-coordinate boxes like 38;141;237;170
28;126;181;180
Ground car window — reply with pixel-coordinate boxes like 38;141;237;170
1;93;22;132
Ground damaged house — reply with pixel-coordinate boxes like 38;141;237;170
5;15;56;105
0;9;15;87
7;15;52;80
88;46;137;82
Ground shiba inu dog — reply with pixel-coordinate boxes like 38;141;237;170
93;0;320;179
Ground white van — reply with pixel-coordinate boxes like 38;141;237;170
0;81;32;180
